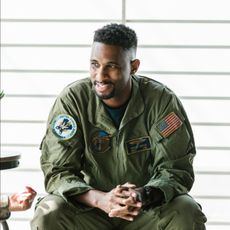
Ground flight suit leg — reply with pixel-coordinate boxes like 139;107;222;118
30;194;114;230
156;194;207;230
121;194;207;230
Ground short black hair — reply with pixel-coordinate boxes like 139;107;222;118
93;23;138;50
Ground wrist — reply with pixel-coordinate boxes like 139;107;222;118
73;189;105;209
91;190;106;209
135;186;164;209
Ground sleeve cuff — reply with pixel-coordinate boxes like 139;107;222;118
53;180;94;213
0;195;11;220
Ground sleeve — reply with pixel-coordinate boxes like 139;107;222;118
0;195;11;220
146;90;196;203
40;91;93;202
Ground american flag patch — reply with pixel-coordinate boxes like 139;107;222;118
157;112;183;138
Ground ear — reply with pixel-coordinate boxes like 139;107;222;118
130;59;140;74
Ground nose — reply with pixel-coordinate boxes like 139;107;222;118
95;66;109;82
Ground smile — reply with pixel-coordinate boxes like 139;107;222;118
95;82;113;93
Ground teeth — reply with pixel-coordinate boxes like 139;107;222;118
96;82;107;87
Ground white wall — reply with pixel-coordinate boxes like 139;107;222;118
1;0;230;229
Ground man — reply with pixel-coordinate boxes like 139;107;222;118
31;24;207;229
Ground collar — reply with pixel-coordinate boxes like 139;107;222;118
87;76;144;134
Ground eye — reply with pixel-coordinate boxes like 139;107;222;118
107;63;119;69
90;61;99;69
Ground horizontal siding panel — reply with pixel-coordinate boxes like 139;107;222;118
152;75;230;97
1;171;45;194
1;123;46;145
192;126;230;147
1;97;55;120
182;100;230;123
194;198;230;223
1;47;91;70
2;73;230;97
1;0;121;19
2;97;230;123
126;0;230;20
1;22;107;45
2;47;230;72
1;73;86;95
138;49;230;72
194;150;230;172
190;174;230;197
207;227;230;230
128;23;230;46
2;22;230;46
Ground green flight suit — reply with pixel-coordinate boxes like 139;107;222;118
31;75;206;229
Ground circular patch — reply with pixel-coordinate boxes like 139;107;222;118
90;130;111;153
52;114;77;140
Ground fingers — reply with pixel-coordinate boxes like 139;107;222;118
25;186;37;195
107;185;142;221
121;182;136;189
106;183;143;221
109;205;140;216
114;184;141;205
113;183;142;208
109;206;141;221
19;199;33;210
114;184;136;197
19;193;35;204
21;186;37;204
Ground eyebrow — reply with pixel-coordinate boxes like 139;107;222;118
90;59;120;65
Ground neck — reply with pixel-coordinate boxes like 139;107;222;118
103;80;132;108
102;98;127;108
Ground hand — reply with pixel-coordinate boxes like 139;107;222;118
102;182;142;221
73;183;142;221
9;186;37;211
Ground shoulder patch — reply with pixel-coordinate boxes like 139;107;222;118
52;114;77;140
157;112;183;138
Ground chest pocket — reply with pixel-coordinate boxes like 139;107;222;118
89;130;112;154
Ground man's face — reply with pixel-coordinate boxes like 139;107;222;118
90;42;133;106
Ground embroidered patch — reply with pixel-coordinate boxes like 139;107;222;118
90;130;111;153
157;112;183;138
126;137;151;155
52;114;77;140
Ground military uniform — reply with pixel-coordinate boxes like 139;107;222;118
31;75;207;229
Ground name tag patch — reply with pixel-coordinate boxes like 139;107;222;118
126;137;151;155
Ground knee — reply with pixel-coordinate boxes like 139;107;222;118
169;195;207;228
31;195;69;229
173;195;200;216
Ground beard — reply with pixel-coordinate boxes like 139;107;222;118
95;90;115;100
93;80;115;100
